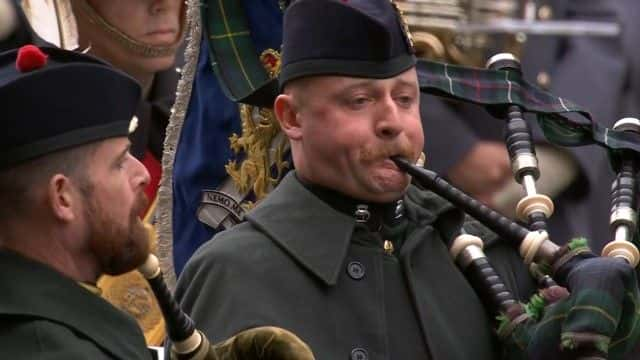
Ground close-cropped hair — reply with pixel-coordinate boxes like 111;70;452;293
0;143;98;221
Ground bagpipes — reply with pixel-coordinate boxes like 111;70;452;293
400;53;640;359
137;254;315;360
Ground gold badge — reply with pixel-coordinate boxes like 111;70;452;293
259;48;282;79
390;0;415;53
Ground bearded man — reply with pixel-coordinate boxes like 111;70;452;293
0;45;153;359
0;43;317;360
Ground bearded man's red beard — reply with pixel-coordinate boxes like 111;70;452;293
86;191;150;276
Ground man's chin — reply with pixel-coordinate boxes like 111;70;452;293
103;247;149;276
370;171;410;191
360;181;410;203
102;227;150;275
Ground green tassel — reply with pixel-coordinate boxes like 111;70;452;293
568;237;589;251
496;313;511;337
561;336;576;350
595;339;609;355
530;262;552;278
524;293;546;321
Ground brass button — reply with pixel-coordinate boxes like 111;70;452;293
538;5;553;20
537;71;551;89
384;240;395;255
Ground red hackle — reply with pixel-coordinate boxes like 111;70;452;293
16;45;48;72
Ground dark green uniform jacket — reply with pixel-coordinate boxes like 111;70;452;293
0;250;151;360
176;172;534;359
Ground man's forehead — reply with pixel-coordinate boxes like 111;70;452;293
315;68;419;91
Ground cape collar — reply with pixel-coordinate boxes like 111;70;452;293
245;172;456;286
246;173;355;286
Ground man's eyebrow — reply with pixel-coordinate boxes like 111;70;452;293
337;79;377;94
112;143;131;165
393;78;419;90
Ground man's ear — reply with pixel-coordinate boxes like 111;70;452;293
47;174;77;222
274;94;303;140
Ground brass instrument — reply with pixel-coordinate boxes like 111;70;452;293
398;0;522;66
397;0;620;66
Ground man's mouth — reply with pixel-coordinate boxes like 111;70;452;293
377;157;403;171
144;29;178;44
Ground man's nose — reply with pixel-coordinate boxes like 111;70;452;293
130;155;151;189
375;97;403;139
150;0;173;14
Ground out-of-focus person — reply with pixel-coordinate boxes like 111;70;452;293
70;0;185;200
0;0;44;51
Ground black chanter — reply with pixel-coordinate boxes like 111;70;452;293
138;255;316;360
138;255;212;359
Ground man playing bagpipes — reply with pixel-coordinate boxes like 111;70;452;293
174;0;640;359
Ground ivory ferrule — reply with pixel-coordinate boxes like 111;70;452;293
516;193;554;221
450;233;484;260
602;238;640;267
173;330;203;355
520;231;556;265
458;245;487;269
138;254;162;279
610;207;637;231
512;154;539;182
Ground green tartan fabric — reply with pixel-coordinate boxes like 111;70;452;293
503;289;640;359
201;0;277;107
499;250;640;359
416;59;640;160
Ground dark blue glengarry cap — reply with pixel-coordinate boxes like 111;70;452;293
0;45;141;170
279;0;416;90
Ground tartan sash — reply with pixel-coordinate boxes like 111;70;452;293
201;0;278;108
416;59;640;162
